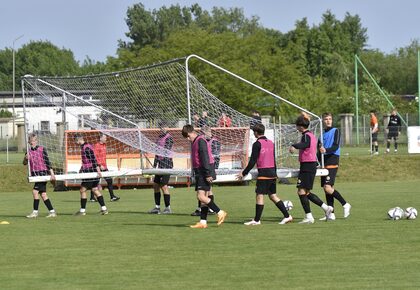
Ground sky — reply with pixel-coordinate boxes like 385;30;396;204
1;0;419;63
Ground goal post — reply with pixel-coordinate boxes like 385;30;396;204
21;55;326;184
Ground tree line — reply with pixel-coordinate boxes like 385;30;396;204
0;3;418;119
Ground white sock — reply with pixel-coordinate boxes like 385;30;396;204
200;220;207;225
305;213;314;219
155;205;160;209
101;206;107;211
321;204;329;211
33;210;39;213
50;209;55;213
80;208;86;213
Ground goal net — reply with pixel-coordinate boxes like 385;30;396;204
21;55;324;184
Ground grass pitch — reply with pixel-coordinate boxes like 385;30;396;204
0;180;419;289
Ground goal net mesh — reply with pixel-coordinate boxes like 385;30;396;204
21;57;321;182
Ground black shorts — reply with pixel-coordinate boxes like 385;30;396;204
194;175;212;192
387;132;399;139
81;179;100;190
297;163;317;190
33;182;47;193
321;167;338;187
154;174;170;186
255;179;276;195
372;132;378;142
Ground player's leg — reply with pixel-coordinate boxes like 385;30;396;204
324;168;350;219
161;175;172;214
269;193;292;224
301;168;333;218
149;176;162;214
92;179;108;215
191;190;209;228
386;137;391;153
297;188;314;224
40;190;56;218
89;189;96;202
393;136;398;152
193;175;227;226
245;191;264;225
106;177;119;201
75;184;88;215
27;187;41;218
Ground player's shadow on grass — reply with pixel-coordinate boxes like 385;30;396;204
110;210;199;217
122;222;190;228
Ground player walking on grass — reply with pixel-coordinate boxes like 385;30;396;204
23;134;57;218
182;124;227;228
386;108;402;153
74;134;108;216
289;113;333;224
90;133;120;202
370;110;379;155
149;125;174;214
318;113;351;221
237;123;292;225
191;126;220;216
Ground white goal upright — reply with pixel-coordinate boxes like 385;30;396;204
21;55;326;184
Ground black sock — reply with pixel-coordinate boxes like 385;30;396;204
308;192;324;207
97;195;106;207
299;195;311;214
209;195;214;202
200;206;209;220
154;191;161;206
375;145;378;152
332;190;346;206
106;178;115;198
164;194;170;207
206;200;220;213
90;191;95;200
33;199;40;211
325;193;334;207
255;204;264;222
43;199;54;211
395;142;398;150
275;200;289;218
81;198;87;209
387;141;390;149
197;200;201;208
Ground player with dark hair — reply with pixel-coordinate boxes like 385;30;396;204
318;113;351;221
191;126;220;216
90;133;120;202
23;133;57;218
386;108;402;153
250;110;262;129
74;134;108;216
238;123;292;225
289;113;333;224
182;124;227;228
370;110;379;155
149;125;174;214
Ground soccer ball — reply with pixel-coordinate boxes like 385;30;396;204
283;200;293;211
404;207;418;220
387;207;404;220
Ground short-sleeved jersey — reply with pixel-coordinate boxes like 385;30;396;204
370;115;378;129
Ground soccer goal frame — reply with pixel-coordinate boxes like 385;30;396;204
22;55;327;183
